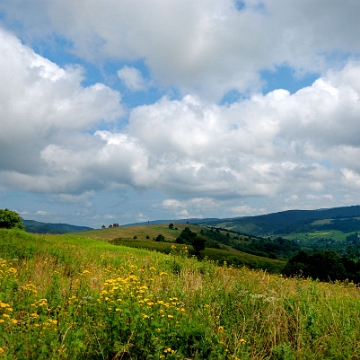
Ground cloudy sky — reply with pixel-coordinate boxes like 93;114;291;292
1;0;360;228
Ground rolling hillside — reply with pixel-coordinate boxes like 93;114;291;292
77;222;285;273
23;219;93;234
197;205;360;237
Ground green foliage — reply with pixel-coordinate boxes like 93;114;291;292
282;250;360;282
191;236;206;255
155;234;165;242
176;227;206;255
233;236;301;259
0;209;24;230
168;223;174;230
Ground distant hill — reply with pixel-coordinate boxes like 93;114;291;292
124;218;220;226
23;220;93;234
196;205;360;236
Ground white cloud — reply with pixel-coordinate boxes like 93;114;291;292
2;3;360;224
230;205;257;216
36;210;49;216
1;1;360;99
0;28;123;191
3;59;360;210
117;66;147;91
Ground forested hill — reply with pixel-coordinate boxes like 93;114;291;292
23;220;93;234
197;205;360;236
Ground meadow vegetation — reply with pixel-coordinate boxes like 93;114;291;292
1;229;360;359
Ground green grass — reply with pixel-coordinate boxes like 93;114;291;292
1;229;360;359
285;229;352;242
78;223;285;273
79;223;188;242
109;238;285;273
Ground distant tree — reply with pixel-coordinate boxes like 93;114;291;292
0;209;24;230
191;236;206;255
168;223;174;230
133;236;137;240
146;235;150;239
155;234;165;242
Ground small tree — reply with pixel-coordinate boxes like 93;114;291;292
191;236;206;255
0;209;24;230
155;234;165;242
168;223;174;230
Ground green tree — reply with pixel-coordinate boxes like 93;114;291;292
191;236;206;255
155;234;165;242
168;223;174;230
0;209;25;230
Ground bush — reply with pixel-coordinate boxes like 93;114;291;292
155;234;165;242
0;209;24;230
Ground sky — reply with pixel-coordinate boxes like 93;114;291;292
1;0;360;228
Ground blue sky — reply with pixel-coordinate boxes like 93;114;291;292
1;0;360;228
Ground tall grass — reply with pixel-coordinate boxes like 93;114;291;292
0;229;360;359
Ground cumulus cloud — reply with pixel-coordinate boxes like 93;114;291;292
2;2;360;223
117;66;147;91
1;1;360;99
0;27;123;191
3;55;360;212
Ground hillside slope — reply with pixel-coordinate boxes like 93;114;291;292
198;205;360;236
0;229;359;359
23;219;93;234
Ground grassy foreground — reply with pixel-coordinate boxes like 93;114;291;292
0;230;360;359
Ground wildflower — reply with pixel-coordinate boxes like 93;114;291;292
2;314;10;319
218;326;224;332
167;314;174;319
0;347;4;354
10;319;18;324
82;270;91;275
240;338;246;344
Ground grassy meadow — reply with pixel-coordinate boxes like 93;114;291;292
1;229;360;359
79;224;285;274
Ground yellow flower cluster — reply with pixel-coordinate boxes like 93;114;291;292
23;283;38;295
98;271;186;324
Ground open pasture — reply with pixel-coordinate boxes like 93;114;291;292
0;229;360;359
